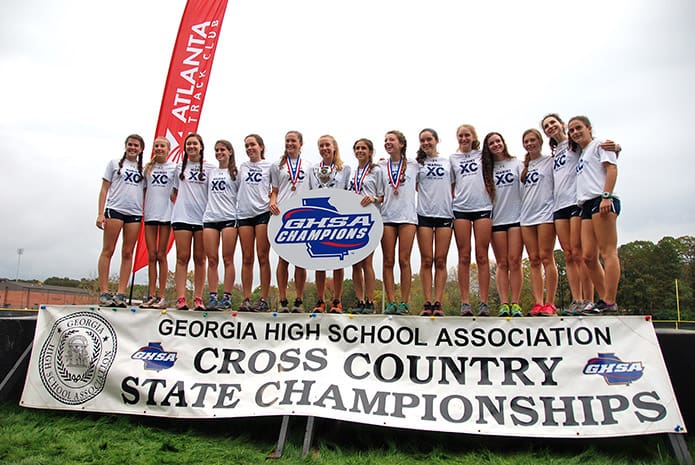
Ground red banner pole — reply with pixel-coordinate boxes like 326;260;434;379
132;0;229;275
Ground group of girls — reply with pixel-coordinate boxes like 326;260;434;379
97;114;621;316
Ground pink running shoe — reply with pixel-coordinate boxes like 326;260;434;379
176;297;188;310
529;303;543;317
539;303;558;316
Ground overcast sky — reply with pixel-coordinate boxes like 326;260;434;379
1;0;693;285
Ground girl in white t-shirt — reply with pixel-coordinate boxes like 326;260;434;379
171;133;214;311
237;134;272;312
519;129;558;316
450;124;494;317
415;128;453;317
202;139;239;311
379;130;418;315
485;132;524;318
270;131;309;313
308;135;352;313
97;134;145;307
568;115;621;315
140;137;176;309
541;113;621;315
348;138;382;314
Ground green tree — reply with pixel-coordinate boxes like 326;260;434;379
44;276;81;287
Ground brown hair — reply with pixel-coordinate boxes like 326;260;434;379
416;128;439;165
215;139;238;181
118;134;144;178
520;129;544;183
179;133;205;181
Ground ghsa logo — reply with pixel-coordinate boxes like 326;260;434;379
131;342;177;371
583;353;644;385
274;197;374;260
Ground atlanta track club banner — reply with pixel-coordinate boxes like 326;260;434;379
21;307;686;438
132;0;228;273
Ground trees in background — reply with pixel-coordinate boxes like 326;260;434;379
20;235;694;318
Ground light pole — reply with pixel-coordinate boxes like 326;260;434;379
16;248;23;281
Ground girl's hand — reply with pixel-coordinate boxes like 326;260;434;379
96;214;105;230
600;140;621;154
599;198;613;215
360;195;376;207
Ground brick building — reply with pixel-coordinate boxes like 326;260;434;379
0;280;94;309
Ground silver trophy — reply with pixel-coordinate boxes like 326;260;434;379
317;165;334;188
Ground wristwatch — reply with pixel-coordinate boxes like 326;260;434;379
601;192;612;199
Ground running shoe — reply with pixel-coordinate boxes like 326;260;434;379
582;300;594;312
216;296;232;310
206;295;219;311
254;298;270;312
278;299;290;313
139;296;155;309
384;302;398;315
498;303;511;317
176;297;189;310
351;301;365;314
529;302;543;317
313;300;326;313
420;301;433;317
194;297;205;311
99;293;114;307
330;299;343;314
510;303;523;317
583;300;619;315
396;302;409;315
238;298;252;312
363;301;375;314
432;301;445;317
460;302;473;317
560;300;581;316
152;297;168;309
112;293;127;308
539;303;558;316
478;302;490;317
291;299;304;313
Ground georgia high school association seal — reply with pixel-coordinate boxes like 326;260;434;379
38;312;117;405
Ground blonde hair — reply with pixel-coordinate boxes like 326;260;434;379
318;134;343;171
145;137;170;175
456;124;480;151
278;130;304;167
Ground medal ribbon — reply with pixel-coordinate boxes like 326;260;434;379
286;155;301;189
388;158;403;192
353;164;370;194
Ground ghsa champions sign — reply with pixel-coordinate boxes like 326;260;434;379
268;188;383;270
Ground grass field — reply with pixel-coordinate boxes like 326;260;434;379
0;401;691;465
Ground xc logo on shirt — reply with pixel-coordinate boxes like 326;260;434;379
187;171;206;182
426;165;445;177
245;170;263;183
495;172;515;186
525;171;540;185
211;179;227;191
123;170;142;183
459;161;478;174
151;173;169;185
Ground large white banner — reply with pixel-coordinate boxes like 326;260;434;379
21;307;686;438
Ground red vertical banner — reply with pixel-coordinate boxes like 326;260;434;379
132;0;229;273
